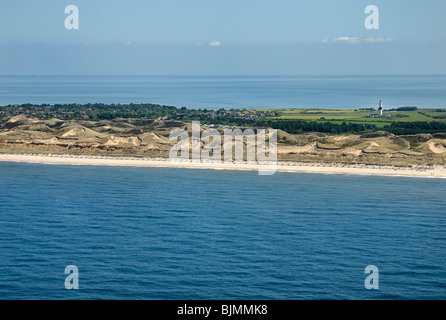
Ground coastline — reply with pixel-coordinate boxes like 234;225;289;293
0;153;445;178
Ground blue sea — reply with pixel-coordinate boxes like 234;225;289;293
1;75;446;109
0;162;445;300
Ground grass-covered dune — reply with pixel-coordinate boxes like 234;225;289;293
0;115;445;167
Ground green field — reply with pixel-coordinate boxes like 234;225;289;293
258;108;446;128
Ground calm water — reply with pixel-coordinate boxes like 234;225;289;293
0;162;445;299
1;75;445;109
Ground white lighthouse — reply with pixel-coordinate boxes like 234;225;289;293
378;100;383;117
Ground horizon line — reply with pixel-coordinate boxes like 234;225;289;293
1;73;446;77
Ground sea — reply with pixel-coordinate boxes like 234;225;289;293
0;75;445;300
0;163;445;300
1;75;446;109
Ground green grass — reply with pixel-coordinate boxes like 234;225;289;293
257;108;446;125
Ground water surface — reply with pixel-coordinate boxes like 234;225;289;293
0;162;445;299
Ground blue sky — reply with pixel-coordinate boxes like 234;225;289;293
0;0;445;75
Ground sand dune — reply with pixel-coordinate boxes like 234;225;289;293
1;116;445;168
277;142;316;154
104;135;141;146
428;141;446;154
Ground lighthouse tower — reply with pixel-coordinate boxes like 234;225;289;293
378;100;383;117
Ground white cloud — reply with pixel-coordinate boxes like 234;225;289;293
332;36;361;44
321;38;329;43
364;37;393;43
208;41;221;47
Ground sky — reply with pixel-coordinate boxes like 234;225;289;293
0;0;445;75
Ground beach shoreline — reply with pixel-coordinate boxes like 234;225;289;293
0;153;445;178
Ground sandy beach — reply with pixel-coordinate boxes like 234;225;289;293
0;153;445;178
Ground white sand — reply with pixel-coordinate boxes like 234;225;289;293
0;153;445;178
